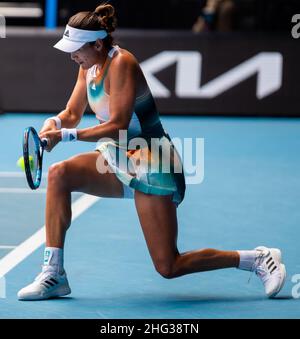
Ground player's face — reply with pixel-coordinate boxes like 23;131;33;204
71;41;103;69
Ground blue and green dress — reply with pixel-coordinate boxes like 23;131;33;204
86;46;185;206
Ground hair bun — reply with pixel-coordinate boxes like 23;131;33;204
94;3;116;33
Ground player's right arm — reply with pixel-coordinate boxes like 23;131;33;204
40;67;88;133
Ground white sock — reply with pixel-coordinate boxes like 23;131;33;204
43;247;64;274
237;250;257;271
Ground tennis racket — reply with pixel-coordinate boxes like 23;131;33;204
23;126;48;190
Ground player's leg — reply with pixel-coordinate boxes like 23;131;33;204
45;151;124;248
18;151;124;301
134;190;239;279
134;190;286;297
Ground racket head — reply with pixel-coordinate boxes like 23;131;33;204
23;127;44;190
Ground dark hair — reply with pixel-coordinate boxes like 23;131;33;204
67;2;117;49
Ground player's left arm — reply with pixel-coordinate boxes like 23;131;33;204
77;52;138;141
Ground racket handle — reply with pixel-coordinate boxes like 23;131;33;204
41;138;48;148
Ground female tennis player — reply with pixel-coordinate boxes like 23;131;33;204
18;3;286;300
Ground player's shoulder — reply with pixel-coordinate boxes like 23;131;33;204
110;47;139;71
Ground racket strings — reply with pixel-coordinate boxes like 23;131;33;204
28;132;39;182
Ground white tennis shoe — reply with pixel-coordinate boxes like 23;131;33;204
253;246;286;298
18;265;71;301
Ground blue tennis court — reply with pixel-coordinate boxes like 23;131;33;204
0;113;299;319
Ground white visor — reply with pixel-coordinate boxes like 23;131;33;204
54;25;108;53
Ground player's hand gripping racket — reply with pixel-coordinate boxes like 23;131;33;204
23;127;48;190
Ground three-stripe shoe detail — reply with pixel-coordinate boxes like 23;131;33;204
42;278;59;288
254;246;286;298
17;266;71;300
266;257;277;274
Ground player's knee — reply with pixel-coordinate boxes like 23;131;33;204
48;161;68;186
154;260;175;279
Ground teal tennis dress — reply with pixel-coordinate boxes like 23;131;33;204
87;46;185;206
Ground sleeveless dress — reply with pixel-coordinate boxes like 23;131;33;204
86;46;185;206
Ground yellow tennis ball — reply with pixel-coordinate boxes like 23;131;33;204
17;156;25;171
17;156;34;171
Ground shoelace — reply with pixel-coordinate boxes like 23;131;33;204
247;250;265;284
255;266;270;284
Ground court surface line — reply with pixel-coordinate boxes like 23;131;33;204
0;172;48;178
0;188;47;193
0;194;100;277
0;246;17;249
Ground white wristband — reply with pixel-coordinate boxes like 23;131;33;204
61;128;77;142
45;116;62;129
